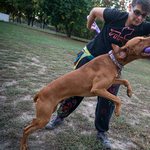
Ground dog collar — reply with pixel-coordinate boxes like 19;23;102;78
109;50;124;70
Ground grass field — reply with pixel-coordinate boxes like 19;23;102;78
0;21;150;150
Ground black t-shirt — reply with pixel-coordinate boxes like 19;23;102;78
86;8;150;57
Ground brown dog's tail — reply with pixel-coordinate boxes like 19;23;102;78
33;93;39;102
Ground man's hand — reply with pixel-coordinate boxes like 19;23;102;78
87;7;106;31
90;25;97;32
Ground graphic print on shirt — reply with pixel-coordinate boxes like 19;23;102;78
109;27;134;40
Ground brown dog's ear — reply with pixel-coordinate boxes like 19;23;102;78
120;37;129;45
112;44;128;59
115;34;129;45
111;44;120;54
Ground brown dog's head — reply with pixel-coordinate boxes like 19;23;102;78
111;36;150;66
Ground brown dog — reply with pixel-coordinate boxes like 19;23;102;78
20;36;150;150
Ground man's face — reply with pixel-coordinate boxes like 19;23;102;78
130;4;148;26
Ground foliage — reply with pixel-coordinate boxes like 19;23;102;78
49;0;94;37
0;0;131;38
99;0;129;10
0;0;15;14
35;0;50;28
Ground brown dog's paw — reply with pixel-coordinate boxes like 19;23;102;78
115;110;120;117
115;112;120;117
127;89;132;98
20;143;28;150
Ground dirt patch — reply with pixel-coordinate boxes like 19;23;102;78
110;139;137;149
2;80;17;87
78;98;97;122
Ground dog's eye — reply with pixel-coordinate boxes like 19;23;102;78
139;39;142;42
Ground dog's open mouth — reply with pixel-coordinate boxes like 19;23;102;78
141;47;150;56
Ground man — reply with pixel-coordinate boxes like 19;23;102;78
46;0;150;148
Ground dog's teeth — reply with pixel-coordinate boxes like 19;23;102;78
142;52;150;55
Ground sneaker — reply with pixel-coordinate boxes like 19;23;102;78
45;115;65;130
97;132;111;149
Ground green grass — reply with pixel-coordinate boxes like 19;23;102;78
0;21;150;150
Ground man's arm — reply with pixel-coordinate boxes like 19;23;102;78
87;7;106;32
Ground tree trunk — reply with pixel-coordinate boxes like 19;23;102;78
9;13;11;22
40;15;42;28
13;14;14;22
55;26;58;32
70;23;73;37
66;25;69;37
31;19;34;26
31;16;35;26
19;12;21;24
43;18;46;29
43;23;45;29
31;9;35;27
28;19;30;26
66;24;73;38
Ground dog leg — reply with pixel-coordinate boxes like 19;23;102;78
91;88;121;117
113;79;132;97
20;99;53;150
20;117;41;150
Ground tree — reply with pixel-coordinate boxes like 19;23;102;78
7;0;18;22
72;0;95;39
6;0;36;25
35;0;53;28
50;0;93;38
0;0;16;15
99;0;129;11
9;0;25;24
23;0;35;26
